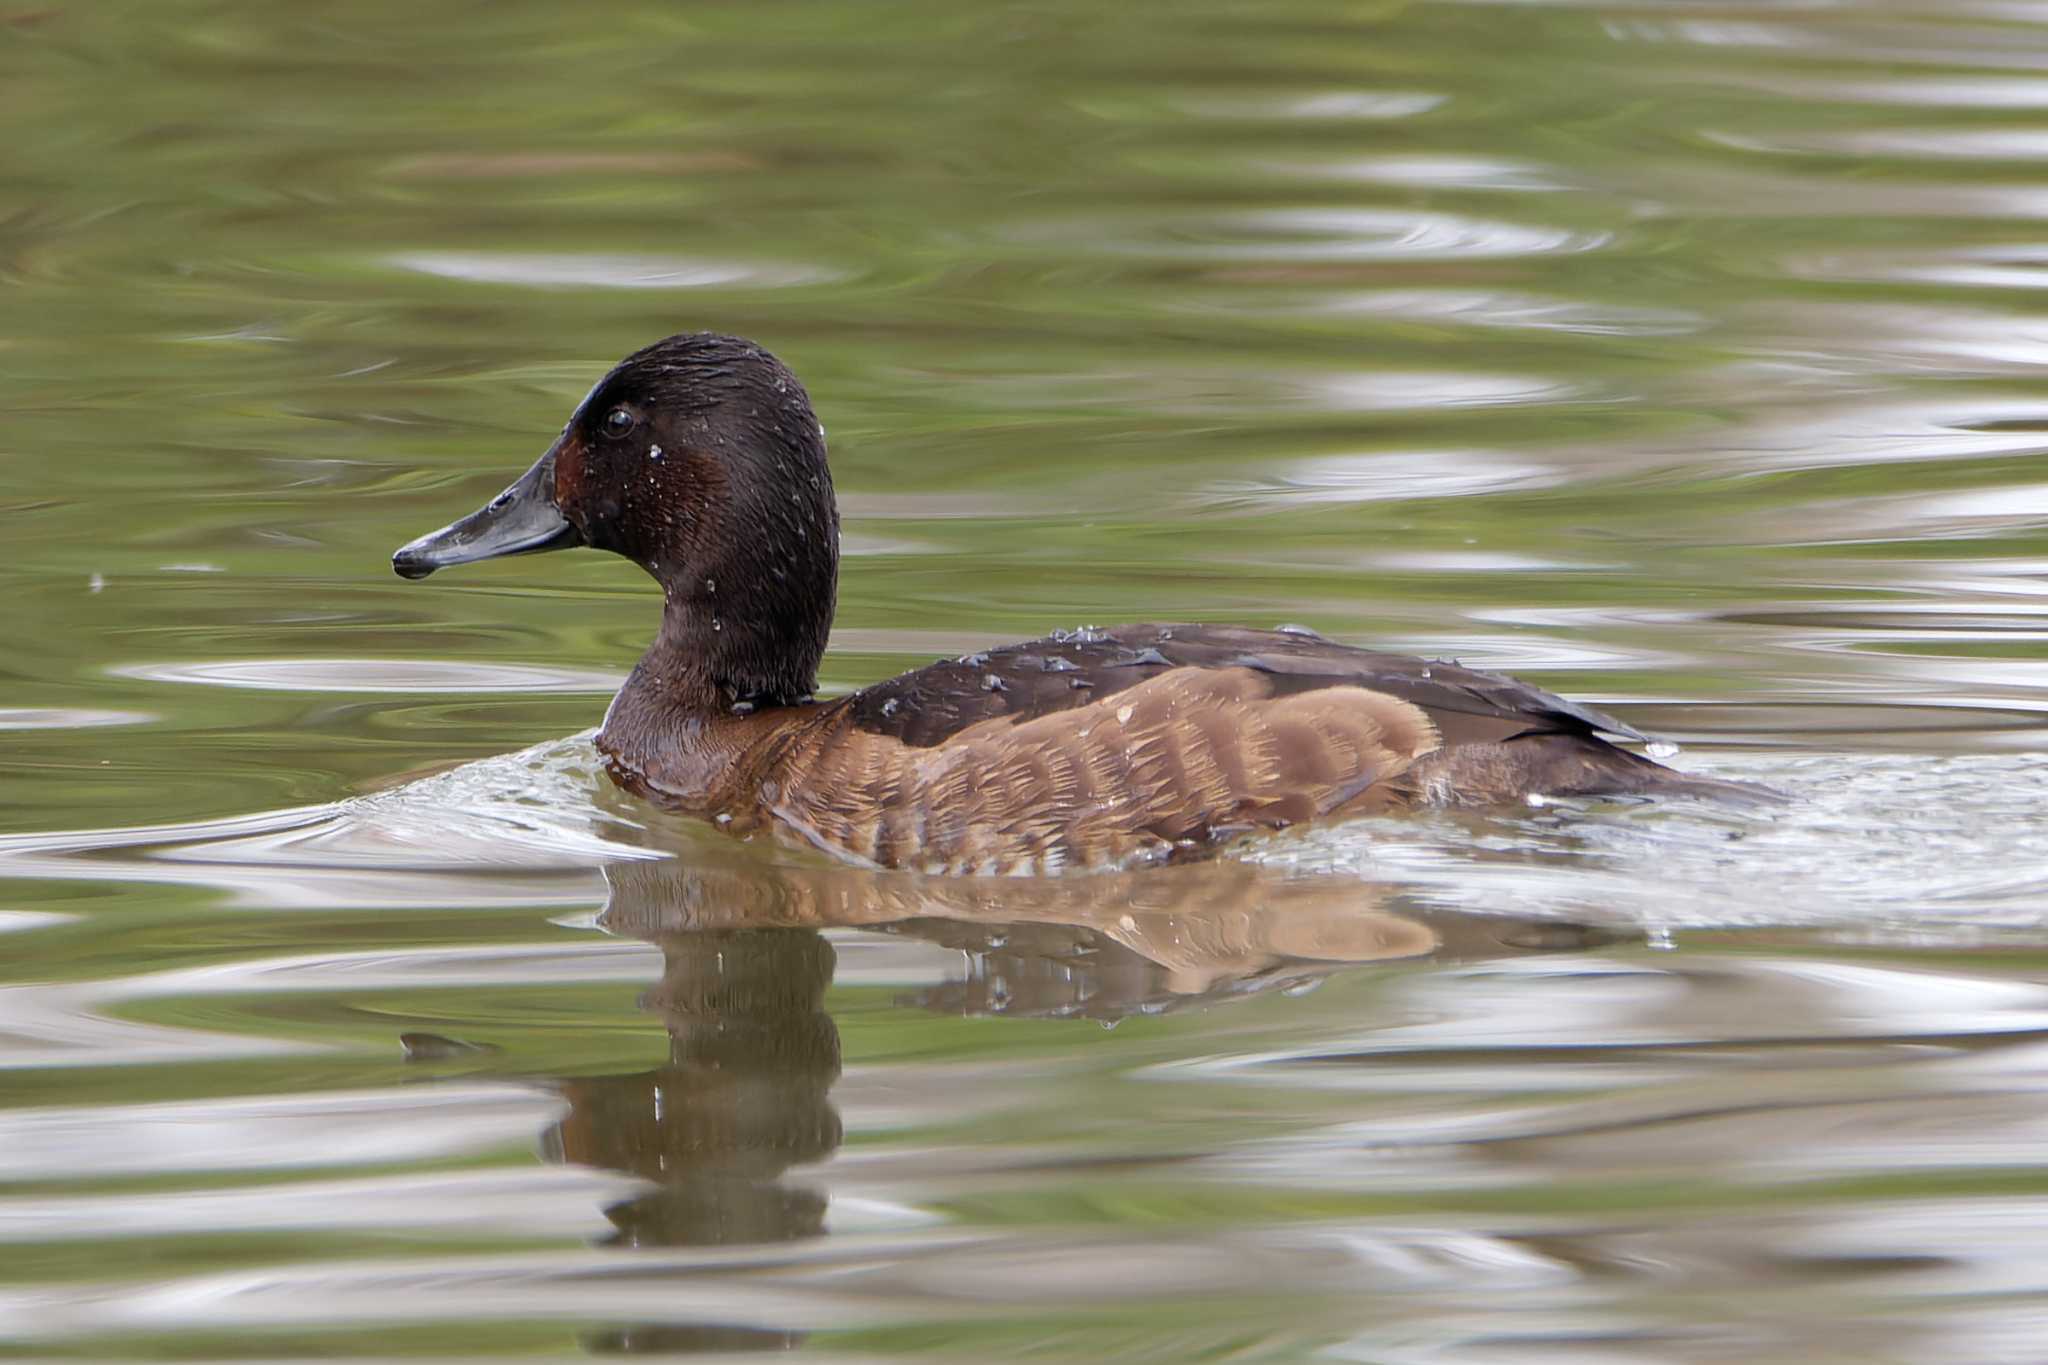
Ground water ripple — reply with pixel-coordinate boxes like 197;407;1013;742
0;1168;641;1242
386;252;844;290
1266;288;1704;336
0;1085;563;1180
0;707;153;729
1009;207;1604;261
1721;125;2048;162
1201;450;1560;505
112;658;623;693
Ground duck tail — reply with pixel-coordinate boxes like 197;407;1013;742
1610;744;1790;807
1632;765;1791;808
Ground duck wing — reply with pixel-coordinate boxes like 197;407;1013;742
748;623;1669;873
843;623;1643;750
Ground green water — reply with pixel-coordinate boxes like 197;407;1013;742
5;0;2048;1359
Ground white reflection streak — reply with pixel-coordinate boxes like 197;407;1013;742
0;1233;983;1338
1288;288;1703;337
388;252;843;290
0;1167;643;1242
1268;154;1564;191
1167;90;1445;120
0;1084;569;1180
1202;449;1561;506
109;658;623;694
1615;395;2048;477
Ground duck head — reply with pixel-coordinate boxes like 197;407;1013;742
393;332;839;706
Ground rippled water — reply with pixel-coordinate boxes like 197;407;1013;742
6;0;2048;1359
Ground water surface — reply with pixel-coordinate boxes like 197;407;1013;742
4;0;2048;1359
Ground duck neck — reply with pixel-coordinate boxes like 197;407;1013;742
596;611;759;812
612;610;726;728
603;579;828;751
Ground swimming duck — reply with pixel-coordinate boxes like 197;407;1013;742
394;332;1768;874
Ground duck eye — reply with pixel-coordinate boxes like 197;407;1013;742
602;407;637;439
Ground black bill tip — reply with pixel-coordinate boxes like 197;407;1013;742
389;443;579;582
391;543;442;580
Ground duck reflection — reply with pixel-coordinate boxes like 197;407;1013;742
546;918;837;1354
549;849;1629;1352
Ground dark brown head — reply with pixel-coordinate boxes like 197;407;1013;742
393;333;839;706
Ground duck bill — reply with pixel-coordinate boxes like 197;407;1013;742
391;442;582;580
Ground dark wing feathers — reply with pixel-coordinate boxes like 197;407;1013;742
1227;648;1645;744
846;623;1645;750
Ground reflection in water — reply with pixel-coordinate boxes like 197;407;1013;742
549;852;1628;1350
599;851;1630;1014
549;921;838;1353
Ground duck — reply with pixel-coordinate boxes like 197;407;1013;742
393;331;1775;875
